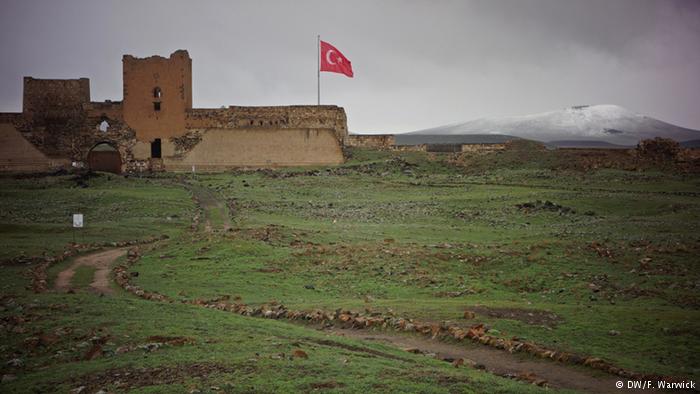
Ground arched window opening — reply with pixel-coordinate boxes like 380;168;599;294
99;120;110;132
153;87;162;98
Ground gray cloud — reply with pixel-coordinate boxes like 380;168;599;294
1;0;699;132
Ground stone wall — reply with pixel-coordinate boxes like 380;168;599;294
23;77;90;125
392;144;426;152
343;136;507;154
165;128;344;170
86;101;124;122
461;143;506;153
2;50;349;173
345;134;396;149
0;123;67;172
186;105;348;143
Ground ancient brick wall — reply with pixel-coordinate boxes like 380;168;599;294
2;98;138;173
461;143;506;153
86;101;124;122
123;50;192;142
165;128;344;170
185;105;348;143
0;113;23;124
22;77;90;130
391;144;427;152
3;50;349;173
345;134;396;149
0;123;67;172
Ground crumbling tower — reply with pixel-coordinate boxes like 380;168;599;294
122;50;192;143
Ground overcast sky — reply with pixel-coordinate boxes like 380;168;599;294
1;0;699;133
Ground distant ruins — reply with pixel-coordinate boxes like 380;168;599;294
0;50;348;173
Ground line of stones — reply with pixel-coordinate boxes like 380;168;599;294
113;246;676;384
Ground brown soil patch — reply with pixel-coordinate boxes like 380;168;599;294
64;363;237;393
307;380;346;390
54;248;127;294
467;306;563;328
330;328;636;394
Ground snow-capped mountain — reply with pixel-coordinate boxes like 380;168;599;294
404;105;700;146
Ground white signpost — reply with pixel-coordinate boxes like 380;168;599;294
73;214;84;228
72;214;83;243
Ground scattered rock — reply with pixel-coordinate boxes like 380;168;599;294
6;358;23;368
83;344;103;360
516;200;576;215
639;257;652;270
39;333;60;347
2;374;17;383
292;349;308;359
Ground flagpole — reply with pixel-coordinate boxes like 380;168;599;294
317;34;320;106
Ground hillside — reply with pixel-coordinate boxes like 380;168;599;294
405;105;700;146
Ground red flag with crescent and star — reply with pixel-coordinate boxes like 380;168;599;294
320;40;353;78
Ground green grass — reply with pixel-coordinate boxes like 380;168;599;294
71;265;97;290
142;149;699;379
0;173;193;259
0;269;541;393
1;148;699;392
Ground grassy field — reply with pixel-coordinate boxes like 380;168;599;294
0;174;192;259
1;147;699;392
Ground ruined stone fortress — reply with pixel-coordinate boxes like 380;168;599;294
0;50;348;173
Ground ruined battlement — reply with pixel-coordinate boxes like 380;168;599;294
122;49;191;63
0;113;22;124
186;105;347;141
345;134;396;149
86;101;124;121
123;50;192;141
2;49;348;173
22;77;90;123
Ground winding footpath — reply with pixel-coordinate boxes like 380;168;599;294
52;183;664;393
54;248;126;294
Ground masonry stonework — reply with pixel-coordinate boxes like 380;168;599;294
23;77;90;124
345;134;395;149
123;50;192;142
0;50;348;173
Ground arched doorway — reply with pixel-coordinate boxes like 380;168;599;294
87;142;122;174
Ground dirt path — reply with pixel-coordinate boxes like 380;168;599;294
191;185;231;232
108;183;661;392
55;248;127;294
328;328;653;394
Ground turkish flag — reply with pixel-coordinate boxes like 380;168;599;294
320;40;353;78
